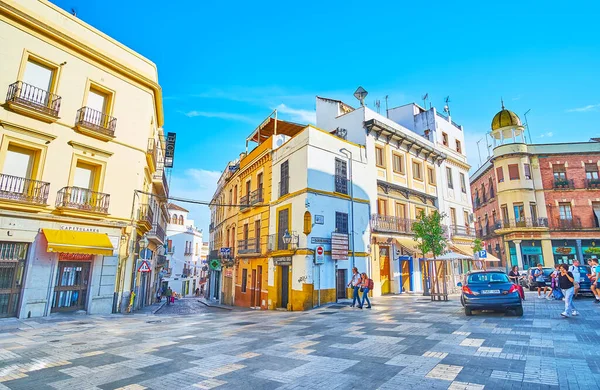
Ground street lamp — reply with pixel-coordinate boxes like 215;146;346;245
282;229;292;245
139;235;149;251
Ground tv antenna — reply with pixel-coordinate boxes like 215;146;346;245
422;93;429;110
443;96;451;116
385;95;389;117
70;8;77;16
375;100;381;114
523;109;532;143
353;86;368;107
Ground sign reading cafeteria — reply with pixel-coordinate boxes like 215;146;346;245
331;233;349;260
59;253;93;261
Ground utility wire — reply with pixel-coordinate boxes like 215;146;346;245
134;189;269;208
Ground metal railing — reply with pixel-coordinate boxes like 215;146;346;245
551;218;582;230
250;188;263;205
147;138;159;168
148;223;166;242
137;204;154;226
267;232;298;252
335;175;348;195
55;186;110;214
209;222;215;232
152;169;169;194
553;179;574;189
76;107;117;137
6;81;61;117
240;194;250;210
370;214;417;234
586;179;600;189
495;218;549;229
156;254;167;267
237;238;261;254
449;225;476;238
0;174;50;205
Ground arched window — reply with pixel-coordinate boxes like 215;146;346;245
179;215;184;225
303;211;312;235
481;183;487;202
172;214;178;224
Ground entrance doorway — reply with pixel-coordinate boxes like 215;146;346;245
280;265;289;309
52;262;90;312
380;246;390;294
252;266;262;308
336;269;347;299
212;271;221;299
251;268;257;307
0;260;26;318
400;260;411;292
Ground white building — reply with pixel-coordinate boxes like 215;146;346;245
268;125;371;310
387;104;475;253
163;203;204;296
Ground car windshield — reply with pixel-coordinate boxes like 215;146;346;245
468;273;509;284
579;266;590;273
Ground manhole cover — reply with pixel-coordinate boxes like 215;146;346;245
146;320;162;324
231;322;257;326
317;312;336;315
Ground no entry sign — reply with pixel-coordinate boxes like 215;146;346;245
315;246;325;265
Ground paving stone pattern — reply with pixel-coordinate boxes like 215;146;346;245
1;294;600;389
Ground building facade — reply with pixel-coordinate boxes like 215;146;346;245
470;106;600;269
163;203;203;297
0;0;167;318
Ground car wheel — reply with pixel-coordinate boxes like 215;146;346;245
465;307;473;316
515;306;524;317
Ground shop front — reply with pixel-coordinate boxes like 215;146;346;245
582;240;600;263
520;241;543;270
552;240;578;265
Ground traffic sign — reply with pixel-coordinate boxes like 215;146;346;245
140;248;152;260
220;247;231;256
478;250;487;259
138;260;151;273
315;246;325;265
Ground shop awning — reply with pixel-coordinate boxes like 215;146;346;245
393;237;420;255
451;243;501;263
43;229;114;256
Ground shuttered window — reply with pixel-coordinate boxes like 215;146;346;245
508;164;519;180
496;167;504;183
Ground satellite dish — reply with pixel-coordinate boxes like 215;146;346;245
353;86;368;106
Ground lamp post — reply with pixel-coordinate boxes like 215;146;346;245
282;229;292;246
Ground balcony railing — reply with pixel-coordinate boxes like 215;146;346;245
209;222;215;232
370;214;416;234
551;218;582;230
55;186;110;214
495;218;549;229
335;175;348;195
76;107;117;137
0;174;50;205
148;223;166;243
137;204;154;226
238;238;261;254
449;225;476;238
553;179;574;189
156;254;167;267
240;194;250;210
267;232;298;252
147;138;158;168
6;81;61;117
152;169;169;195
184;248;193;255
586;178;600;189
250;188;263;205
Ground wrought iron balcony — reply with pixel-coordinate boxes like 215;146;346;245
250;188;263;205
267;232;298;252
137;204;154;226
0;174;50;205
586;179;600;189
240;194;250;210
551;218;582;230
209;222;215;232
146;138;159;170
152;168;169;195
76;107;116;138
55;186;110;214
370;214;416;234
553;179;575;189
496;218;549;229
148;223;166;243
449;224;476;238
156;254;167;267
238;238;261;254
6;81;61;118
334;175;348;195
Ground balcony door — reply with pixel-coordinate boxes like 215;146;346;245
277;209;289;251
71;163;96;208
86;89;108;127
23;60;53;106
1;146;37;201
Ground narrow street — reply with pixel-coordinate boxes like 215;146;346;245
154;298;223;316
1;293;600;389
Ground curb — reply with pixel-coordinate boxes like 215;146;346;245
152;301;167;314
197;299;233;311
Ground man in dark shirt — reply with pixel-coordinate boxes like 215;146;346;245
559;264;577;318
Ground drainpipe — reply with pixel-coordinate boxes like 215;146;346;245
340;148;355;272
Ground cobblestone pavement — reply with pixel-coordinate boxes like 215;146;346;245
155;298;221;315
1;292;600;390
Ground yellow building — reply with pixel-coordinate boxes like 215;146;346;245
0;0;167;318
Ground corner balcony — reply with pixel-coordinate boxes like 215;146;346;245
370;214;416;234
6;81;61;122
449;225;476;239
0;174;50;206
147;223;166;245
75;107;117;141
152;168;169;196
146;139;159;172
136;204;154;231
55;186;110;215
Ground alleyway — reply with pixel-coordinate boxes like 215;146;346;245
1;293;600;389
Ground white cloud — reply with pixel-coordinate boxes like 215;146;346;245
167;168;221;235
183;110;254;123
274;103;316;124
566;104;600;113
539;131;553;138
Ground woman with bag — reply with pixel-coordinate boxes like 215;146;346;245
347;267;362;308
359;272;373;309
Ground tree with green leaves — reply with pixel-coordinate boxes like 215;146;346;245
472;238;484;256
412;210;447;260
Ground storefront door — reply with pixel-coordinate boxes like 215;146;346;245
52;262;90;312
280;265;289;309
400;260;411;292
251;269;258;307
380;247;391;294
0;243;28;318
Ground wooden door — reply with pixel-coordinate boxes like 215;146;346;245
336;269;347;299
256;266;262;308
401;261;411;292
280;266;289;308
380;246;390;294
251;269;257;307
0;260;25;318
52;262;90;312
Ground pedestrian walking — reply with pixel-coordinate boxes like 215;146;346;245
531;263;551;299
559;263;577;318
166;286;172;306
568;260;581;298
156;289;161;303
590;259;600;303
550;264;563;300
171;290;176;304
358;272;373;309
347;267;362;308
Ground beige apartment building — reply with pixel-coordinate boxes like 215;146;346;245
0;0;170;318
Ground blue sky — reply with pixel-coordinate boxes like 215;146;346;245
53;0;600;232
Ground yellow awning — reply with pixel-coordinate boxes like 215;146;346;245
451;243;501;263
43;229;114;256
393;237;420;255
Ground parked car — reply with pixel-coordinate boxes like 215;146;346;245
459;270;523;316
522;267;554;291
576;265;593;296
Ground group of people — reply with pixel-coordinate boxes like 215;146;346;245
347;267;374;309
157;286;176;305
508;259;600;318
